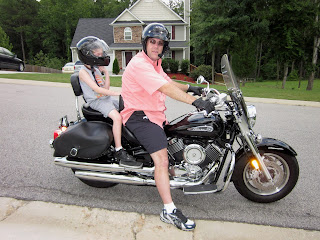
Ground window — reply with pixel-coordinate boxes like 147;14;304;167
124;27;132;40
165;26;175;40
164;51;172;59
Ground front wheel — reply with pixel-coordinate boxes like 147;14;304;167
233;149;299;203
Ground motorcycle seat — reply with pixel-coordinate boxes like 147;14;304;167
70;72;140;146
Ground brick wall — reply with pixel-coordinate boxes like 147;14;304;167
114;26;143;43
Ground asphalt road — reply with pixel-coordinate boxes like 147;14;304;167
0;80;319;231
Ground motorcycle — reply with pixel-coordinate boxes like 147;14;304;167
50;54;299;203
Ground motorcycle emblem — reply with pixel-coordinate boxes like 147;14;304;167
187;126;214;132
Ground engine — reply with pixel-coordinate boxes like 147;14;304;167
167;138;224;182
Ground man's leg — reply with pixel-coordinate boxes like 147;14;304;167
150;148;172;204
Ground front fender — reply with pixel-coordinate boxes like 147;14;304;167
235;137;297;161
257;137;297;156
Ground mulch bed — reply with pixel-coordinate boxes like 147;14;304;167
167;73;195;83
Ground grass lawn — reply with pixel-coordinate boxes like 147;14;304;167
0;73;319;102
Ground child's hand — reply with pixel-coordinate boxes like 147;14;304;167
98;66;106;74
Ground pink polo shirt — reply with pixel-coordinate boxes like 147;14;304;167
121;51;172;128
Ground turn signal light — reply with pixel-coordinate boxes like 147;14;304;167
251;159;260;170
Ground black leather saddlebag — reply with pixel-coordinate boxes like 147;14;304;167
53;121;113;159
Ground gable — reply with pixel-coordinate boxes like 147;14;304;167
116;9;143;22
130;0;183;22
112;0;186;25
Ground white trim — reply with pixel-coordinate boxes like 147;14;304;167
124;27;132;40
122;51;137;69
158;0;187;24
110;9;144;25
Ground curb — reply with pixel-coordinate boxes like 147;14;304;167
1;197;319;240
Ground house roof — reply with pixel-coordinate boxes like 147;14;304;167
71;18;187;50
70;18;114;48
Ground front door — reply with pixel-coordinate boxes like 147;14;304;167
125;52;133;67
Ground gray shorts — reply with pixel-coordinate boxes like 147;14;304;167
89;96;119;118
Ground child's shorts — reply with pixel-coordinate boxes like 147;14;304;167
89;96;119;118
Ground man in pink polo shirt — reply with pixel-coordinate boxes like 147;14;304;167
121;23;214;231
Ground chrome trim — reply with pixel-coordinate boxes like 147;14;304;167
221;151;235;192
75;162;219;188
54;157;154;174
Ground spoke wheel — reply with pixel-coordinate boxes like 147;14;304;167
233;149;299;203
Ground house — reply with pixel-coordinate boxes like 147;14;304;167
70;0;190;74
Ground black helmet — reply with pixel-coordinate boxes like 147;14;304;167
141;23;170;57
76;36;110;66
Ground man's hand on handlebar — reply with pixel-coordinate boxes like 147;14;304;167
192;98;215;114
187;85;204;96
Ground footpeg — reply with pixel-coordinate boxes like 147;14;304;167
183;184;218;195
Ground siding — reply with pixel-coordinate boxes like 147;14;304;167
131;0;181;21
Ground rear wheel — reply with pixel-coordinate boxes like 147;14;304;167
72;169;118;188
233;149;299;203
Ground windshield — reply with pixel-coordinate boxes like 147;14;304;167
221;54;239;92
221;54;251;125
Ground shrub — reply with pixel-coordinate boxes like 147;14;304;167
162;58;170;72
190;64;212;82
168;59;179;73
28;50;64;69
113;58;120;75
180;59;190;75
287;69;299;81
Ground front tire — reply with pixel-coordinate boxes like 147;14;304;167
233;149;299;203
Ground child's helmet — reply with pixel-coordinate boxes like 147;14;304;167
76;36;110;66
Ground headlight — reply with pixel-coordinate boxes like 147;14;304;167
247;105;257;128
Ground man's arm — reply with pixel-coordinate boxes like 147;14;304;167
171;81;189;92
158;82;196;104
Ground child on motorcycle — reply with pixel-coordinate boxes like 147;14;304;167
76;36;142;168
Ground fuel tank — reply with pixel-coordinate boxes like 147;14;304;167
165;112;224;138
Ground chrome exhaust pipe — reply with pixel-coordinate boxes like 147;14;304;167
54;157;154;174
74;162;220;188
75;170;156;186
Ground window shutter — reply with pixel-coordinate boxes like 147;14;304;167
172;26;175;40
172;51;175;60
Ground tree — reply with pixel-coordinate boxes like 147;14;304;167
268;0;314;88
37;0;95;61
0;26;13;50
167;0;184;18
191;0;262;81
92;0;137;18
191;0;236;81
307;0;320;90
0;0;39;62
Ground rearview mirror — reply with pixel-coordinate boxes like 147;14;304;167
196;75;205;84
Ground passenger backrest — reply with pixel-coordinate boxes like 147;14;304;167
119;95;124;112
70;73;82;97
